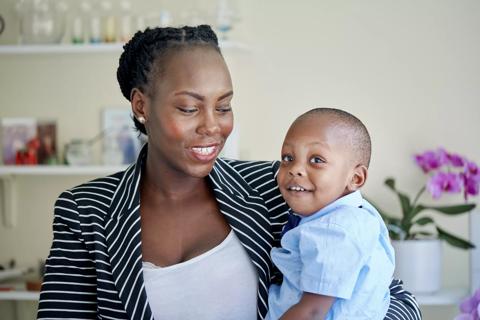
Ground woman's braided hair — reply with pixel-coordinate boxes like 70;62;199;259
117;25;221;134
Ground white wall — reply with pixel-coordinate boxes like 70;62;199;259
1;1;479;319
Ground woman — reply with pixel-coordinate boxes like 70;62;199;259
38;25;421;319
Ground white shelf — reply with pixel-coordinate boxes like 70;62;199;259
415;287;468;306
0;291;39;301
0;40;249;55
0;42;124;54
0;165;127;176
0;165;128;227
0;269;29;282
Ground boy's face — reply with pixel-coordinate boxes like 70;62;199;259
277;115;359;216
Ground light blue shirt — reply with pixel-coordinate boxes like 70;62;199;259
266;191;395;320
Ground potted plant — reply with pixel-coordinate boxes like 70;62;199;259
374;148;479;294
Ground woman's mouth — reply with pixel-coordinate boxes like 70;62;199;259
192;146;216;155
189;144;221;162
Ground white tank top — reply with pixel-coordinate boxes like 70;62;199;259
142;230;258;320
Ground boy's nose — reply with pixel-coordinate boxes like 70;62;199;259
288;164;306;177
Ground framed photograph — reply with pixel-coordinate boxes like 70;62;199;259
37;120;58;164
1;118;36;165
101;109;144;165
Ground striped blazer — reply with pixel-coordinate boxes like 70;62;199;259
38;146;421;320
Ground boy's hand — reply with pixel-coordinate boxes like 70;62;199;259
279;292;334;320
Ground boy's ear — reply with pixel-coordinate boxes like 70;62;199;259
131;88;148;120
347;165;368;192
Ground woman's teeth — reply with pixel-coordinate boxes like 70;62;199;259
192;146;216;155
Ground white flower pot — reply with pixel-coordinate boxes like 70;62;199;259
392;239;442;294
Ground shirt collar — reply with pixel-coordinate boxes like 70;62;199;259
299;190;364;224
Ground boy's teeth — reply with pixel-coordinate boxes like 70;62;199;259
192;146;215;155
289;186;306;191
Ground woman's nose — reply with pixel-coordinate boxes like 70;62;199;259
197;111;221;136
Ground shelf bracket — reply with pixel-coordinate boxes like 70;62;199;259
0;175;17;228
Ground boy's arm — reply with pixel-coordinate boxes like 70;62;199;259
280;293;334;320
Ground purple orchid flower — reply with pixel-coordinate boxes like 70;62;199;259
456;288;480;320
462;161;480;200
414;150;443;173
467;161;479;176
427;171;463;199
448;152;466;167
460;296;476;313
414;148;479;201
437;148;450;165
464;175;480;199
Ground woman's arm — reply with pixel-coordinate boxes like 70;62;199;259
37;190;98;319
386;279;422;320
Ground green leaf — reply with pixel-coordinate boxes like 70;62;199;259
384;178;412;220
425;204;476;215
363;196;395;221
413;216;434;226
436;226;476;249
398;194;412;218
386;222;405;240
409;204;427;220
388;231;401;241
410;231;434;238
364;195;409;238
385;178;396;190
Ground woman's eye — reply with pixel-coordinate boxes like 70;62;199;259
216;105;232;113
281;155;293;162
310;156;325;164
177;107;197;114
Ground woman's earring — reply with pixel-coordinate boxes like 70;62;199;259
137;116;146;124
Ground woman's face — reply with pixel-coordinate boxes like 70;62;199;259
142;47;234;178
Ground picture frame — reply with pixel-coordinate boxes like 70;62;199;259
1;118;36;165
101;108;144;165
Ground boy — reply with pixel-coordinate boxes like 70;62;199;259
266;108;394;320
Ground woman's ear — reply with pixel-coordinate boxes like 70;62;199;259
347;165;368;192
131;88;148;121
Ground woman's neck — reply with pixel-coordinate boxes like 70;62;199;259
142;152;210;201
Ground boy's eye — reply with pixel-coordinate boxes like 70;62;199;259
310;156;325;164
281;154;293;162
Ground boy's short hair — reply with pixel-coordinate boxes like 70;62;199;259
296;108;372;167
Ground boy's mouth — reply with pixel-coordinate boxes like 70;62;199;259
286;184;313;192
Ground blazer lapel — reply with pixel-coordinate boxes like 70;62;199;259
102;146;273;319
104;146;151;319
209;158;274;317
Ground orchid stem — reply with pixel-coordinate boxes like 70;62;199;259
412;186;426;208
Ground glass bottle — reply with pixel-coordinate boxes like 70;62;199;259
16;0;68;44
216;0;235;41
70;0;90;44
87;0;102;43
100;0;116;43
118;0;132;42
